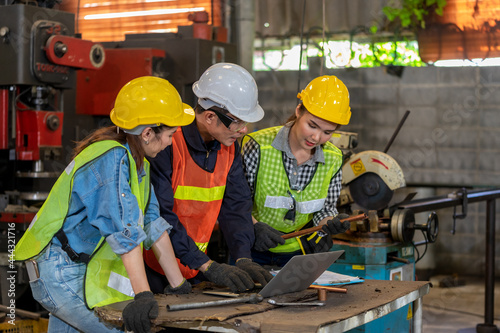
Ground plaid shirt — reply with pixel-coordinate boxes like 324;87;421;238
242;124;342;226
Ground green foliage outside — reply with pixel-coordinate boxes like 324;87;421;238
253;39;426;71
381;0;447;29
254;1;450;71
360;40;425;67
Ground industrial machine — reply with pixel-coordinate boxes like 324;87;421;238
76;10;236;120
0;2;104;307
333;144;498;332
330;128;438;248
327;113;439;332
0;3;105;207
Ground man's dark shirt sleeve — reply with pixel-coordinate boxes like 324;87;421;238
148;146;210;269
217;139;255;261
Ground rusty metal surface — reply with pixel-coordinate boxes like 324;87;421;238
95;280;431;333
226;280;430;333
95;283;318;331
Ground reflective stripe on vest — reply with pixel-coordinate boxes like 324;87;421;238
196;241;209;253
144;128;234;279
264;196;326;214
244;127;342;253
175;185;226;202
15;140;150;309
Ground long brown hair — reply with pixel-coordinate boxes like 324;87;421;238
72;125;168;171
285;103;306;124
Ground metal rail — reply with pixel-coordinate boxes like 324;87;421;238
397;188;500;333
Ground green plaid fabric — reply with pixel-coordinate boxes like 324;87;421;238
245;126;343;235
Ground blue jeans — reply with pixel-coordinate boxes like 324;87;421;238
29;243;123;333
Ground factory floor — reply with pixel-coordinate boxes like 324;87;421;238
421;275;500;333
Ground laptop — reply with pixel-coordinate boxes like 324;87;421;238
258;250;344;298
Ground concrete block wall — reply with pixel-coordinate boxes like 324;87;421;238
254;66;500;277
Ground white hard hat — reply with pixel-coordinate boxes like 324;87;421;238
192;63;264;123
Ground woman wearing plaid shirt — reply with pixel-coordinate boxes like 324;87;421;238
242;75;352;266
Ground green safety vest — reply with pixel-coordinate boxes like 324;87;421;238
15;140;150;309
243;126;343;253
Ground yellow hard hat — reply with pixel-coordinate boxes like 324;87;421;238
110;76;195;132
297;75;351;125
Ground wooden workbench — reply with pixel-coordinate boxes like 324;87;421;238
96;279;431;333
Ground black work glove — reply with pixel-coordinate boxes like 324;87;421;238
164;278;192;295
322;213;351;236
253;222;286;252
298;214;351;254
203;261;255;293
298;231;333;254
122;291;158;333
235;258;273;286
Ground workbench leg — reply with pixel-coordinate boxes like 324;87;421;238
413;297;423;333
476;200;499;333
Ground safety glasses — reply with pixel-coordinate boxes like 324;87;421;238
210;109;248;132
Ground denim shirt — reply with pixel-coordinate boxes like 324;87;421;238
52;143;172;256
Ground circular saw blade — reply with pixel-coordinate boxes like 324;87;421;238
349;173;394;211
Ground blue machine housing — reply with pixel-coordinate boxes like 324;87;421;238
328;241;416;332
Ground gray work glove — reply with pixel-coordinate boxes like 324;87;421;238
254;222;286;252
164;278;192;295
322;213;351;235
203;261;255;293
122;291;158;333
235;258;273;286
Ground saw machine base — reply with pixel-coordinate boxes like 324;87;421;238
327;241;416;333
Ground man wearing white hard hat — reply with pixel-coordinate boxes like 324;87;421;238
144;63;272;293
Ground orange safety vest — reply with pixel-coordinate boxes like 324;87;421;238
144;128;234;279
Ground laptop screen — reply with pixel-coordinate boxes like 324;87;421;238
258;250;344;298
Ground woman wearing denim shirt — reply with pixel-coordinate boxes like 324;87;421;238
15;77;195;333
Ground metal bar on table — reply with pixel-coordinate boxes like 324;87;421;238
167;294;263;311
308;284;348;293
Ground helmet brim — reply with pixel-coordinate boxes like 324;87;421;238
239;104;264;123
164;103;195;127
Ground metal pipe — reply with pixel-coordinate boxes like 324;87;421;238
398;188;500;213
384;110;410;153
268;299;325;306
281;213;367;240
398;188;500;332
167;293;263;311
308;285;348;294
388;256;410;264
477;199;498;332
0;304;41;319
234;0;255;73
